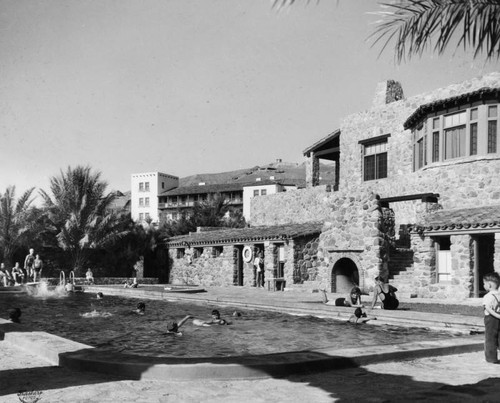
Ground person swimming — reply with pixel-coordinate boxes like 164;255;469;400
165;315;192;335
134;302;146;315
8;308;21;323
193;309;230;326
96;292;104;299
347;307;375;324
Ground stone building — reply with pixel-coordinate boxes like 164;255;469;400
251;72;500;299
165;223;322;289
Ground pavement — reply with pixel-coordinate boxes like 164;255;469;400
1;285;499;402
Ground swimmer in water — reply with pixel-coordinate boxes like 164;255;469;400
134;302;146;314
96;292;104;299
166;315;192;336
193;309;230;326
9;308;21;323
347;307;375;324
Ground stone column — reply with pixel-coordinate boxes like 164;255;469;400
305;152;319;188
410;233;434;297
450;234;473;299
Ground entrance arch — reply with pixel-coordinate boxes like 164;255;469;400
331;258;360;293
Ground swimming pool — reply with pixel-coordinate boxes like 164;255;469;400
0;291;459;358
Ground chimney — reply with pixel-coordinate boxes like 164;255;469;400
372;80;404;107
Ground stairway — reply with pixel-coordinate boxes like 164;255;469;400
388;247;415;297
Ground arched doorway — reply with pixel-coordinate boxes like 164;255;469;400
331;258;360;293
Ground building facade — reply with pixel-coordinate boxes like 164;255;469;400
250;73;500;299
130;172;179;224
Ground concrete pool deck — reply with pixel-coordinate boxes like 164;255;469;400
1;285;499;402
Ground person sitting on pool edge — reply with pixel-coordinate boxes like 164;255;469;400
321;286;364;307
166;315;192;335
371;276;399;310
193;309;230;326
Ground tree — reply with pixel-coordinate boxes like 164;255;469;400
39;166;127;275
370;0;500;62
0;186;36;266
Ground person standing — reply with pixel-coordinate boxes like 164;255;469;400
254;252;264;288
24;248;36;281
33;254;43;282
482;272;500;363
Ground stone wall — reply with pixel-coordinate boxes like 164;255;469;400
168;245;235;286
251;185;333;226
292;235;319;284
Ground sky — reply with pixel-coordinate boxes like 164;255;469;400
1;0;498;201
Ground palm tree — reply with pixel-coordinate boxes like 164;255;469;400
370;0;500;62
39;166;127;275
0;186;36;266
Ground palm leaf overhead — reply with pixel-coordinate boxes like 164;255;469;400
370;0;500;62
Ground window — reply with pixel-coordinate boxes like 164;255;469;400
212;246;223;258
145;197;150;207
432;118;440;162
176;248;185;259
193;247;203;259
145;182;150;192
253;190;259;197
139;198;144;207
435;237;451;283
412;103;500;169
488;106;498;153
444;111;466;160
362;138;388;181
162;182;165;189
145;213;150;220
139;213;144;221
470;108;478;156
261;189;267;196
139;182;144;192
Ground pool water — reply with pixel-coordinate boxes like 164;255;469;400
0;291;459;358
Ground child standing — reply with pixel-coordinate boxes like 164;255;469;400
482;272;500;363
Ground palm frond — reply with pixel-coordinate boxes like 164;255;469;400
370;0;500;63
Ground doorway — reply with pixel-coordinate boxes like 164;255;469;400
331;258;360;293
233;246;244;286
474;234;495;297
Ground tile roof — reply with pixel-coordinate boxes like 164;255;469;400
404;87;500;129
160;161;334;197
411;205;500;233
166;222;323;247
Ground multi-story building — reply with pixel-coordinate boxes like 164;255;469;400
130;172;178;224
157;161;327;224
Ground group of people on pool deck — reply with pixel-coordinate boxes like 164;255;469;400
0;248;43;286
322;276;399;323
